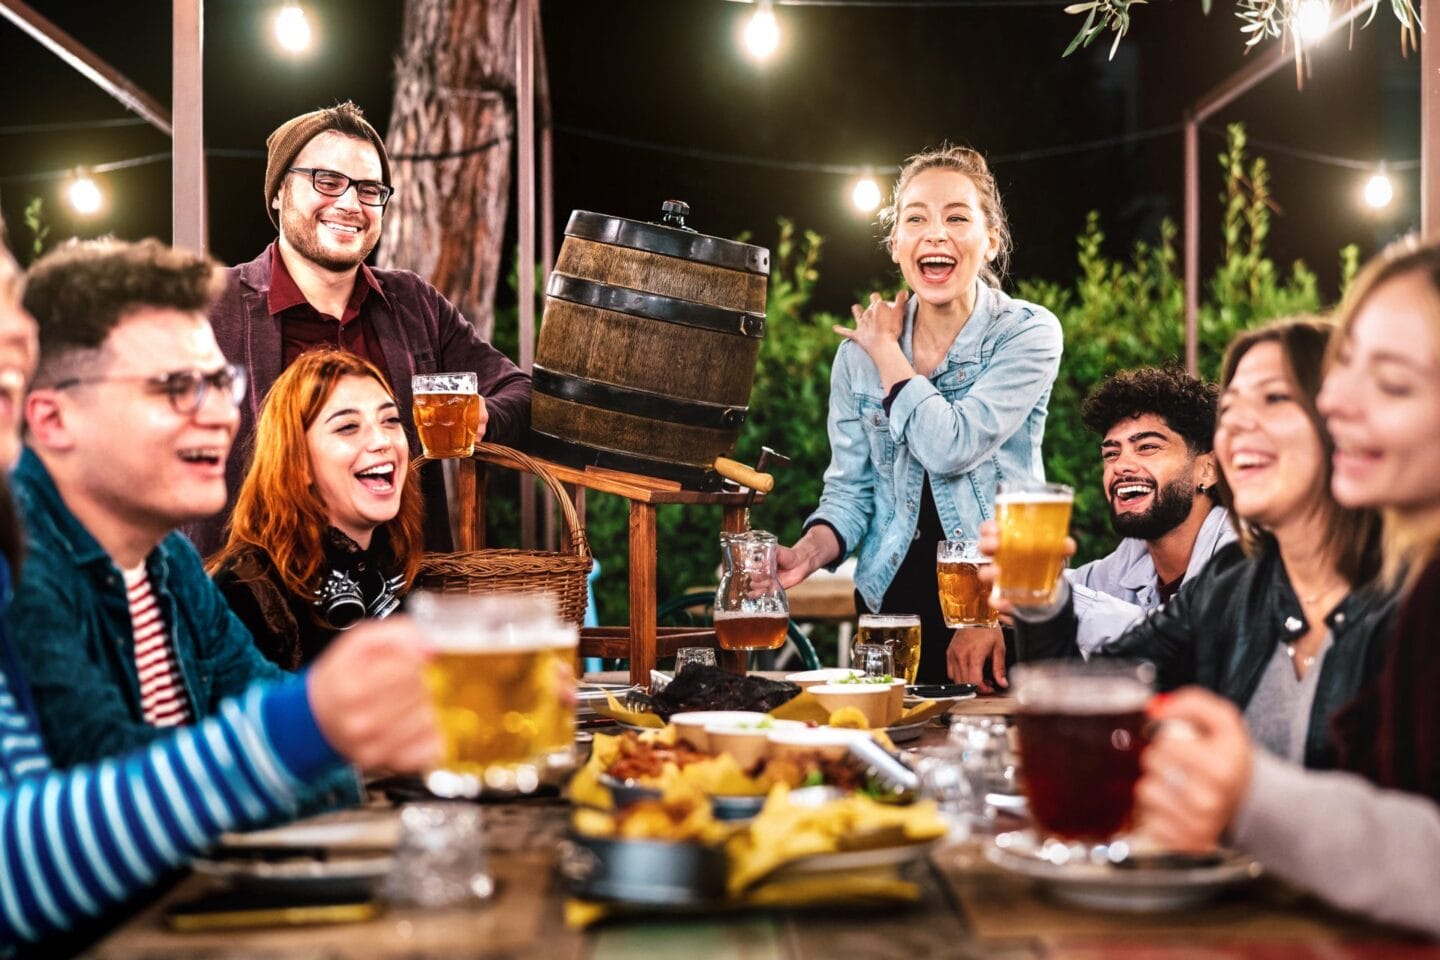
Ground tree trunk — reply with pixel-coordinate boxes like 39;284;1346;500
380;0;516;338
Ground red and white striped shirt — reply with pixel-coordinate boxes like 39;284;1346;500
123;565;192;727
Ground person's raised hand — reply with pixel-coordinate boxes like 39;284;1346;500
976;519;1077;617
835;290;908;360
946;626;1008;692
1134;687;1254;853
307;617;442;773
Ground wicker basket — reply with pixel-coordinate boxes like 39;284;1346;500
415;442;592;625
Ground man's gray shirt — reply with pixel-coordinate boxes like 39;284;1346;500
1066;505;1235;655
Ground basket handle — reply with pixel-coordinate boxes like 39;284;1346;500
414;443;591;560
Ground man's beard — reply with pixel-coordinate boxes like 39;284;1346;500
1109;476;1196;541
279;200;379;272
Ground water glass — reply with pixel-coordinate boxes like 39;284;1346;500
853;643;896;679
385;802;495;909
674;646;718;675
947;717;1016;836
913;744;976;841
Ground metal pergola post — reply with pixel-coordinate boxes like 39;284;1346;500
1424;0;1440;237
1181;0;1390;374
0;0;210;251
172;0;205;253
517;0;538;549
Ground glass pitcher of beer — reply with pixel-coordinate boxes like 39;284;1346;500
714;530;789;654
412;372;481;458
408;591;578;798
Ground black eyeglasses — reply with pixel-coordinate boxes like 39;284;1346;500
288;167;394;207
53;364;248;416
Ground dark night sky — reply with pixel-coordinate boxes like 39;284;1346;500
0;0;1422;317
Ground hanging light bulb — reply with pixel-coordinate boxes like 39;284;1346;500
743;0;781;63
66;170;103;217
1363;167;1394;210
851;173;882;214
1294;0;1331;43
274;3;313;54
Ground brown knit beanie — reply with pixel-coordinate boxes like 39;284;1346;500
264;101;392;229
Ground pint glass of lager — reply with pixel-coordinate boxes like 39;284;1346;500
994;480;1073;605
411;372;481;458
408;591;578;798
937;539;997;629
853;613;922;684
1012;660;1154;842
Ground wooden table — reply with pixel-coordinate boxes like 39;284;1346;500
87;719;1424;960
86;790;1422;960
440;448;767;685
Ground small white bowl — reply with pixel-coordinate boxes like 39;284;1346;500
705;718;806;769
809;682;904;727
784;668;862;689
766;725;870;762
669;711;769;752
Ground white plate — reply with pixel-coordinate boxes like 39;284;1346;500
985;830;1262;912
985;792;1029;816
218;811;399;852
771;838;937;879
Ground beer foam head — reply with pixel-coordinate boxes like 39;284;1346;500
995;491;1073;506
712;608;788;620
857;614;922;628
409;590;577;650
1013;660;1154;713
411;372;478;395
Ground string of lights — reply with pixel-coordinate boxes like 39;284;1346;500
0;1;1413;216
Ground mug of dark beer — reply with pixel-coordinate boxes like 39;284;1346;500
1012;660;1154;842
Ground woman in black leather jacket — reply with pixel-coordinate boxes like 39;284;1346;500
1005;318;1397;770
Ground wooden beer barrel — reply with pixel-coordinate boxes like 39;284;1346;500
531;202;770;490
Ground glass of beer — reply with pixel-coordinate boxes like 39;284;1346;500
412;372;481;459
937;539;997;629
994;479;1073;606
714;530;789;657
408;591;579;798
852;613;922;684
1012;660;1154;843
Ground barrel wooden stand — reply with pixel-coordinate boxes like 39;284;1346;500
448;449;763;685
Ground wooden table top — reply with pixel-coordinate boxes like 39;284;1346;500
86;785;1420;960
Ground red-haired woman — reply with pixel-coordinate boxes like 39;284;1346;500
210;350;425;669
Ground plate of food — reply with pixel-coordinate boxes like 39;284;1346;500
985;829;1262;912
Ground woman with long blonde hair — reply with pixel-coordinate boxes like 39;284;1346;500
210;349;424;668
1136;237;1440;937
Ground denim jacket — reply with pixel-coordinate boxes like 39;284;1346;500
807;282;1062;610
4;449;358;810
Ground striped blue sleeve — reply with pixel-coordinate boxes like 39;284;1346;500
0;675;344;949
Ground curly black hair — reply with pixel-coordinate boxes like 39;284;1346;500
1080;363;1218;454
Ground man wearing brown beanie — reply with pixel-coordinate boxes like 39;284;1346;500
194;101;531;557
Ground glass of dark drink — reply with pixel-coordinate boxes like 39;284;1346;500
1012;660;1154;843
714;530;789;662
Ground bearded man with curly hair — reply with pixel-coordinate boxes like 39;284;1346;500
950;364;1235;687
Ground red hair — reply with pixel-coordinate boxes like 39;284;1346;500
209;349;425;597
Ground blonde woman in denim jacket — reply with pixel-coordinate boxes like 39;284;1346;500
778;146;1062;683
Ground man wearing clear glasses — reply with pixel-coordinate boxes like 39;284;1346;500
7;238;357;813
194;100;531;556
